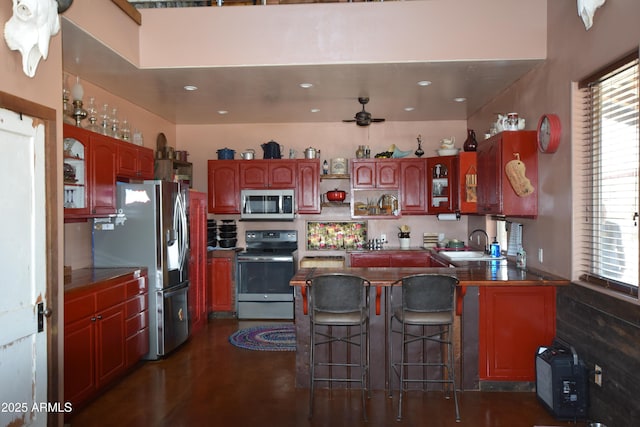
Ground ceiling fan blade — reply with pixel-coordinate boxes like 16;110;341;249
371;118;386;123
342;119;357;123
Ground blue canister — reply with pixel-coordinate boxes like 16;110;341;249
490;239;501;258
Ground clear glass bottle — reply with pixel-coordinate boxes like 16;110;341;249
84;97;102;133
100;104;110;135
516;246;527;269
120;118;131;141
356;145;365;159
110;107;120;139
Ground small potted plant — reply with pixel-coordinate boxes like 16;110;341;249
398;225;411;249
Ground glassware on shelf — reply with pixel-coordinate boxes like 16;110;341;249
84;97;102;133
120;118;131;141
62;88;76;125
70;77;87;127
110;107;120;139
100;104;110;135
415;134;424;157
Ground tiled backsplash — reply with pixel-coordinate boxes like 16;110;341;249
306;221;367;250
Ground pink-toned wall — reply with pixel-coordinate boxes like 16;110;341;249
467;0;640;280
138;1;546;67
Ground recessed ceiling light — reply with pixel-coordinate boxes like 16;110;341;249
217;110;228;115
310;108;320;113
417;80;432;87
453;97;467;103
184;85;198;91
404;107;415;112
299;83;313;89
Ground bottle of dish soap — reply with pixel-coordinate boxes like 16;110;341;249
490;237;501;258
516;246;527;269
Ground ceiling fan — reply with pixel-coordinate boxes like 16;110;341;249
342;97;386;126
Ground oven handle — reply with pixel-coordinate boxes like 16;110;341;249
238;256;294;262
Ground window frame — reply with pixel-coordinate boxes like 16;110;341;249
572;50;639;302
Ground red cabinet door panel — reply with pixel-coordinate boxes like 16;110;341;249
479;286;556;381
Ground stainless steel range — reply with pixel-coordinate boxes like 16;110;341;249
237;230;297;319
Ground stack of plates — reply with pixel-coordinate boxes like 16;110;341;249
423;233;439;249
218;220;237;248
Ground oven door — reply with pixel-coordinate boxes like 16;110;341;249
237;254;295;319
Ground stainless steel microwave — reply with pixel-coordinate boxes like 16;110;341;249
240;189;295;220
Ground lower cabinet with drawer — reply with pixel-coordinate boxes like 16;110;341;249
64;270;148;414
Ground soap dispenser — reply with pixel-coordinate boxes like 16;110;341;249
490;238;501;258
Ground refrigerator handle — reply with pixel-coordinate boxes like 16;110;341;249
166;229;177;245
175;191;189;269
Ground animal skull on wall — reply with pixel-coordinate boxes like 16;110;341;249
3;0;62;78
577;0;607;30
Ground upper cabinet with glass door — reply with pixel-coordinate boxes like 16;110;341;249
63;136;88;217
427;156;458;214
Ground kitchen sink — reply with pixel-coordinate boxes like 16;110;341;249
439;251;505;262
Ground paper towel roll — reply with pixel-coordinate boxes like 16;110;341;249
437;213;460;221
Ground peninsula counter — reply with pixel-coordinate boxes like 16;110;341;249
290;262;569;391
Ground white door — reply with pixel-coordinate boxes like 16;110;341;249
0;108;48;427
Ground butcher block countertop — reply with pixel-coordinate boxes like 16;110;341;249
64;267;147;293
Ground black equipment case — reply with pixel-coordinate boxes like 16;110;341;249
535;340;589;421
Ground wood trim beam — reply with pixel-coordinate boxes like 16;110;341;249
112;0;142;25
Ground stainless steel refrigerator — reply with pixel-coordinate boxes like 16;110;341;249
93;180;190;360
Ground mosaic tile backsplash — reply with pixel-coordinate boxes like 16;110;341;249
307;221;367;250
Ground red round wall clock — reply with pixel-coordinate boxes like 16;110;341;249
537;113;561;153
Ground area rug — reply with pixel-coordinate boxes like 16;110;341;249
228;324;296;352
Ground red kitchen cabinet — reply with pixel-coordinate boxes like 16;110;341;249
477;131;538;217
189;190;208;335
94;303;126;388
351;159;399;189
89;133;117;216
64;293;96;409
427;155;458;214
479;286;556;381
116;140;154;180
457;151;478;214
63;125;90;218
208;255;234;312
64;270;147;414
297;159;320;214
400;158;427;215
64;124;156;220
124;276;148;369
208;160;240;214
239;160;297;188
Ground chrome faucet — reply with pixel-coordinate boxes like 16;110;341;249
469;229;490;254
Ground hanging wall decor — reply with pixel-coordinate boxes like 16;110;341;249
3;0;68;78
577;0;607;30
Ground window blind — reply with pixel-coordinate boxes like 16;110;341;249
577;53;639;297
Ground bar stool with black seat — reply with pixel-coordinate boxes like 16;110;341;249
388;273;460;421
305;273;371;420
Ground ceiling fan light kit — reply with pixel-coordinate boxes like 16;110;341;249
343;97;386;126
